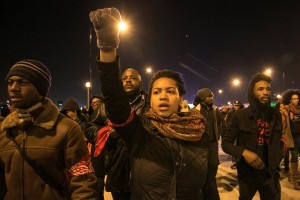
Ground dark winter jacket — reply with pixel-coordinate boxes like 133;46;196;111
222;106;284;177
0;98;98;200
82;101;108;177
97;58;208;200
194;103;224;140
222;75;284;178
105;90;150;192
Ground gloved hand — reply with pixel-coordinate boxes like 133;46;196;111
89;7;122;51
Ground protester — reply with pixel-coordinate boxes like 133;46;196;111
274;102;294;174
105;67;150;200
0;59;98;199
219;105;228;125
89;7;208;199
83;95;108;200
282;89;300;190
222;72;284;199
61;97;88;127
193;88;224;200
89;96;102;117
225;100;244;169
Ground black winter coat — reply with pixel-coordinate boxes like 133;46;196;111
97;58;208;200
222;106;284;178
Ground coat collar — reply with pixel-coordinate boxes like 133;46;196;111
0;98;60;131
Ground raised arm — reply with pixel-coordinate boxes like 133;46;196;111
89;8;131;124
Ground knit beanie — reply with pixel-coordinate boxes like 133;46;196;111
61;98;81;112
6;59;52;97
197;88;213;102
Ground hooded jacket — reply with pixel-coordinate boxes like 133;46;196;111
0;98;98;200
222;74;284;177
96;58;208;200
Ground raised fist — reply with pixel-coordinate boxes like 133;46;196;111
89;8;122;51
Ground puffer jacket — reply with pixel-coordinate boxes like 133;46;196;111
97;58;208;200
0;98;98;200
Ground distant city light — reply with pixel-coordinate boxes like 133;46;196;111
218;89;223;94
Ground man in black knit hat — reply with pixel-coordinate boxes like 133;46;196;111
222;73;284;199
0;59;98;199
193;88;224;200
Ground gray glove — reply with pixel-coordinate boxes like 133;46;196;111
89;7;122;51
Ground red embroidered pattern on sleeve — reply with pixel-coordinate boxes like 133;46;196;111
67;152;94;177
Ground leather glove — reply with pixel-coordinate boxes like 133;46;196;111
89;7;122;51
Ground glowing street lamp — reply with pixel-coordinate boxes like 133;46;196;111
85;82;91;108
218;89;223;94
232;78;240;87
264;68;272;76
119;22;127;31
146;67;153;74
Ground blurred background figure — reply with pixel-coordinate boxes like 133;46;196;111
83;95;108;200
274;102;294;175
225;100;244;169
61;98;88;126
282;89;300;190
180;99;190;113
219;105;229;133
89;96;102;117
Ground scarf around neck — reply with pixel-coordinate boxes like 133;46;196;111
145;108;206;142
289;103;300;114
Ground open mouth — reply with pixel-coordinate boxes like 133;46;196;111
158;103;169;111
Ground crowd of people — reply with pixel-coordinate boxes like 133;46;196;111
0;7;300;200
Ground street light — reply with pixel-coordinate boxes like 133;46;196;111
85;82;91;108
218;89;223;94
264;68;272;76
232;78;240;87
146;67;153;74
119;22;127;31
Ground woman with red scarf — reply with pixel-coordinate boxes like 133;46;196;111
89;8;209;199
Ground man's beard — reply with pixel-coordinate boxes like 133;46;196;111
255;98;271;110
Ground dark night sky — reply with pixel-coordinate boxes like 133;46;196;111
1;1;300;107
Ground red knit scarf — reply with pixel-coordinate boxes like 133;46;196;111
145;108;206;142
